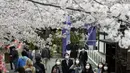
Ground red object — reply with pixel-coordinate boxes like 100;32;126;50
14;39;18;43
17;42;22;49
4;45;10;50
7;45;10;49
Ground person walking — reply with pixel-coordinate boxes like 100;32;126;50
9;46;15;70
70;43;79;59
24;59;35;73
12;47;19;72
61;53;73;73
41;44;51;69
79;48;88;69
96;62;104;73
51;59;62;73
17;51;29;68
34;56;45;73
69;58;82;73
81;63;94;73
22;47;29;58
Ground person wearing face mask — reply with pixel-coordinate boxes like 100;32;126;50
79;47;88;69
103;64;108;73
62;53;73;73
70;58;82;73
82;63;94;73
96;62;104;73
51;59;62;73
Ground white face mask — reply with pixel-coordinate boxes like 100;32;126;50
82;48;85;51
85;66;90;69
65;56;69;59
99;64;103;68
104;66;108;70
76;60;79;64
56;61;61;65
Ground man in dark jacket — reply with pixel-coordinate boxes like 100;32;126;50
41;47;50;59
70;43;79;59
12;47;19;71
41;44;50;70
9;46;15;70
34;56;45;73
61;53;73;73
79;48;88;69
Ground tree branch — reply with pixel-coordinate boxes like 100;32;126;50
27;0;91;14
93;0;104;5
33;3;44;22
73;0;86;11
113;14;130;25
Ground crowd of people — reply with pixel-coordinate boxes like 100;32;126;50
51;53;108;73
8;44;50;73
0;43;108;73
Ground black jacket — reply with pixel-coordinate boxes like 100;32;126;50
70;44;79;58
34;62;45;73
79;51;88;62
41;48;50;59
12;50;19;60
61;59;73;73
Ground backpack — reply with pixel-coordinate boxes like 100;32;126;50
18;57;27;68
25;68;32;73
34;64;43;73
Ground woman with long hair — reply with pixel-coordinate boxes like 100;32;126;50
96;62;104;73
70;58;82;73
82;62;94;73
24;59;35;73
51;59;62;73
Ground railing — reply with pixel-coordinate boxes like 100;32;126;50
87;50;106;66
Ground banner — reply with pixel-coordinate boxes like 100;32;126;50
85;24;96;45
62;16;71;56
62;28;67;56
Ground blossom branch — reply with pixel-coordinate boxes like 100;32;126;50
113;14;130;25
93;0;104;5
27;0;91;14
33;3;44;22
73;0;86;11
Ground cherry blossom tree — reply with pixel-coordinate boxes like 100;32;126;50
0;0;130;48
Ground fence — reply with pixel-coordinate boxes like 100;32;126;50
87;50;106;66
